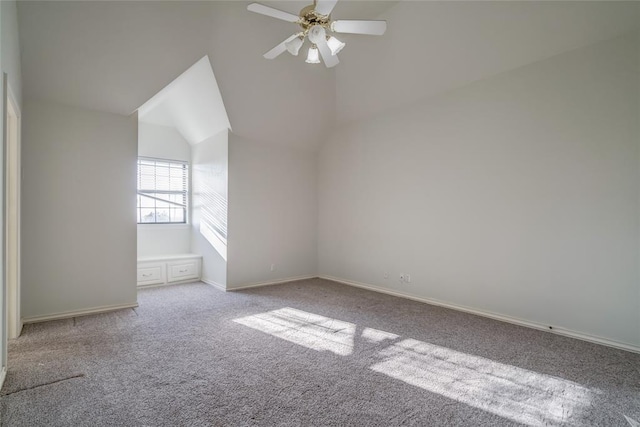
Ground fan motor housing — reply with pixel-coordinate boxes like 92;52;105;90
298;5;330;31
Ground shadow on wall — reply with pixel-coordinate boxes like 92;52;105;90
194;162;228;261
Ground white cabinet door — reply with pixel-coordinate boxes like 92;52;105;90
167;260;200;283
137;263;165;286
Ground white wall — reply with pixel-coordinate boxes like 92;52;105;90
227;135;317;288
191;130;228;287
138;122;190;162
319;32;640;348
137;122;191;257
137;226;190;258
22;101;137;319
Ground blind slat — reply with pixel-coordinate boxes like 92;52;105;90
137;158;188;224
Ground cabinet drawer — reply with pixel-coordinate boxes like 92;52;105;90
137;265;164;285
167;261;199;282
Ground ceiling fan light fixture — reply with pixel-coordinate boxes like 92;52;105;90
248;1;387;68
326;36;345;56
285;36;304;56
307;25;326;45
306;45;321;64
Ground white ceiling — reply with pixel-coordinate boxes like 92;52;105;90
17;1;640;150
259;1;397;20
17;1;338;150
18;1;213;116
336;1;640;123
138;56;231;145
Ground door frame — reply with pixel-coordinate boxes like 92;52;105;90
5;83;21;340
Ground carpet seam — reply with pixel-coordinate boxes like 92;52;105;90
1;374;86;396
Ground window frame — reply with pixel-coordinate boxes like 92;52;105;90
137;157;190;225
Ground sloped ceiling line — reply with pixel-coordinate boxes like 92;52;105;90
138;56;231;146
17;1;639;150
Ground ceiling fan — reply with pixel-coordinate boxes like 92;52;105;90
247;0;387;68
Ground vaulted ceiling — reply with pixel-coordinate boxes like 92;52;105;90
18;1;340;150
138;56;231;146
17;1;640;150
336;1;640;123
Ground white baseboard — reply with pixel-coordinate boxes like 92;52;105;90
201;277;225;291
137;278;200;290
0;366;6;392
22;302;139;324
319;275;640;355
227;275;316;291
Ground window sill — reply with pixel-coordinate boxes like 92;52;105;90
137;223;191;230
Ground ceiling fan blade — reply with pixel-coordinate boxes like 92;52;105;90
315;0;338;16
331;20;387;36
263;34;299;59
317;38;339;68
247;3;300;23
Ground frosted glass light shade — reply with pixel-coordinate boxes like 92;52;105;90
306;46;320;64
285;37;303;56
308;25;326;45
326;36;345;55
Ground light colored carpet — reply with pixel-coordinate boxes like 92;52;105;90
1;278;639;426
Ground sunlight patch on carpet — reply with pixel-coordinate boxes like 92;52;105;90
235;307;596;425
625;415;640;427
233;307;355;355
370;338;594;426
361;327;399;343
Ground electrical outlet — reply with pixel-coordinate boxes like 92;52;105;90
383;272;389;279
405;274;411;283
399;274;405;281
270;263;276;272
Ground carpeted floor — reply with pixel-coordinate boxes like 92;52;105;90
1;278;639;426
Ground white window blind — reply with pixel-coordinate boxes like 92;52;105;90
137;158;188;224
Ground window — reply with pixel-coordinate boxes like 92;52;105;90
137;158;188;224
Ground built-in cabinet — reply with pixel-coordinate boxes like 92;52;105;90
137;254;202;288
